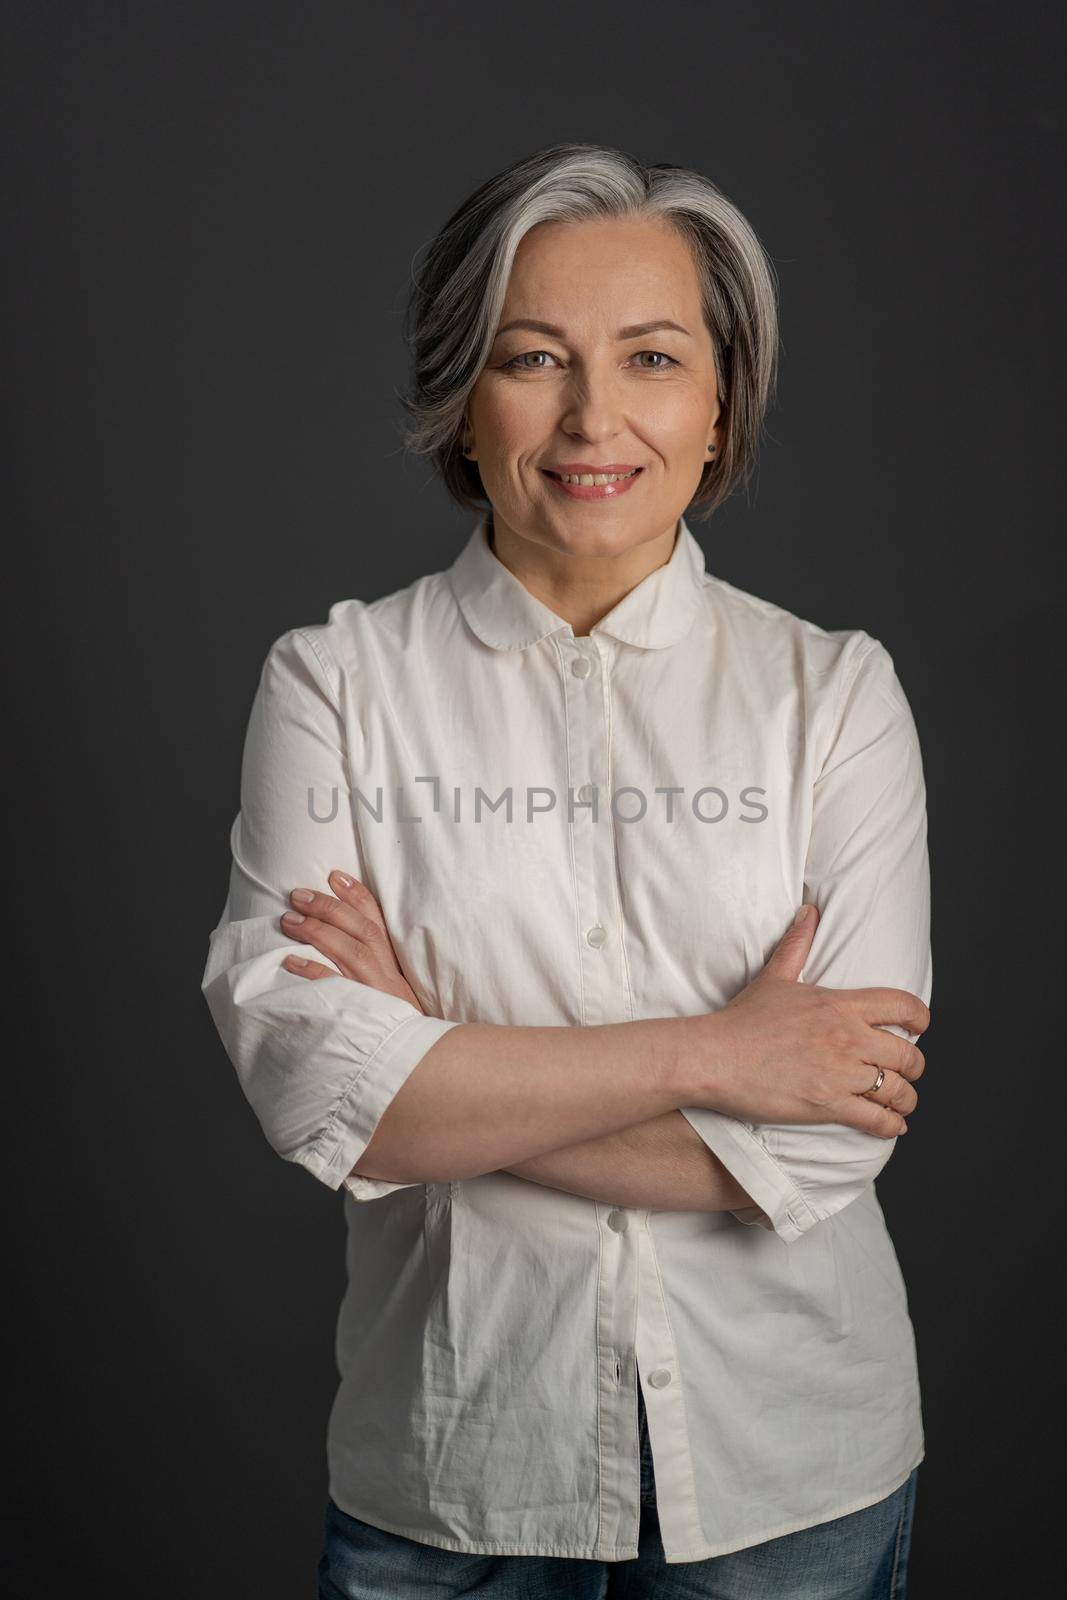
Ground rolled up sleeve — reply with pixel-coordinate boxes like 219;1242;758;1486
680;634;933;1243
201;626;460;1197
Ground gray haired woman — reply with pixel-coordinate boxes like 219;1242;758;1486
203;141;932;1599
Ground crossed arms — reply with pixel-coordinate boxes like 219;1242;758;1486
201;628;932;1236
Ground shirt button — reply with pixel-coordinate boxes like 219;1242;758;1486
586;924;607;948
571;656;592;678
647;1368;672;1389
577;783;594;804
607;1209;628;1232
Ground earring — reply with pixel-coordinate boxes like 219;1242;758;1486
707;444;717;456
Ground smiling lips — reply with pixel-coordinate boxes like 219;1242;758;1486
542;465;644;500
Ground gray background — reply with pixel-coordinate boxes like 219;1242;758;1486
6;1;1063;1592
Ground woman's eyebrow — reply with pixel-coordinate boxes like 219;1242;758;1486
493;318;693;341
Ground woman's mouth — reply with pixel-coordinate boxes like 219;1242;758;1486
541;467;644;501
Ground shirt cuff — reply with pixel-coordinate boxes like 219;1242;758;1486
678;1107;821;1243
296;1010;461;1193
341;1172;424;1202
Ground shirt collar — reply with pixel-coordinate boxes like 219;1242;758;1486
448;512;708;652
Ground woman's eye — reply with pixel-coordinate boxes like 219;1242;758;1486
501;351;559;371
633;350;679;370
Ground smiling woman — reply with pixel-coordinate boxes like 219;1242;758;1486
400;145;777;527
472;225;723;537
201;141;930;1598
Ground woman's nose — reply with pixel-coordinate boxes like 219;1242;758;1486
557;373;627;442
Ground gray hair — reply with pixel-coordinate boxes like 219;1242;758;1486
398;142;780;522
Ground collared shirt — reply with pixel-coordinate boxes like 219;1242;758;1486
201;513;932;1562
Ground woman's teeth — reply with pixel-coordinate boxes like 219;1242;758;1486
552;469;640;486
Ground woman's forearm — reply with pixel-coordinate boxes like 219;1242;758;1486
351;1015;707;1186
502;1109;755;1213
292;869;923;1194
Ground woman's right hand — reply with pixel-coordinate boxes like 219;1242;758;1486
687;905;929;1138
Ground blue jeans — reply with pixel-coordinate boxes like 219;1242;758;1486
319;1387;918;1598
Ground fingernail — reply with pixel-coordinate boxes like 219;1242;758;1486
793;905;809;926
282;910;305;925
286;955;309;968
291;889;314;904
332;871;354;888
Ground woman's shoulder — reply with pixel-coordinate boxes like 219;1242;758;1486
700;568;887;690
699;574;921;764
260;564;453;697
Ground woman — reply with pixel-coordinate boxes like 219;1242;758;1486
202;142;932;1598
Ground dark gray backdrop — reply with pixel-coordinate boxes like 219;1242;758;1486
6;2;1063;1593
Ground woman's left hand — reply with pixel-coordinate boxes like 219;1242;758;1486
280;869;425;1013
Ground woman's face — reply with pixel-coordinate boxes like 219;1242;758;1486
465;215;722;561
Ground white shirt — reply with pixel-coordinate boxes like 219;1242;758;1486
201;513;932;1562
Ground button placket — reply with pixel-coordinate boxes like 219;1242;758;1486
566;634;644;1554
596;1187;641;1555
583;647;629;1001
635;1222;705;1554
565;639;614;1024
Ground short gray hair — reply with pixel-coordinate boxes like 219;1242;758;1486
398;141;780;522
